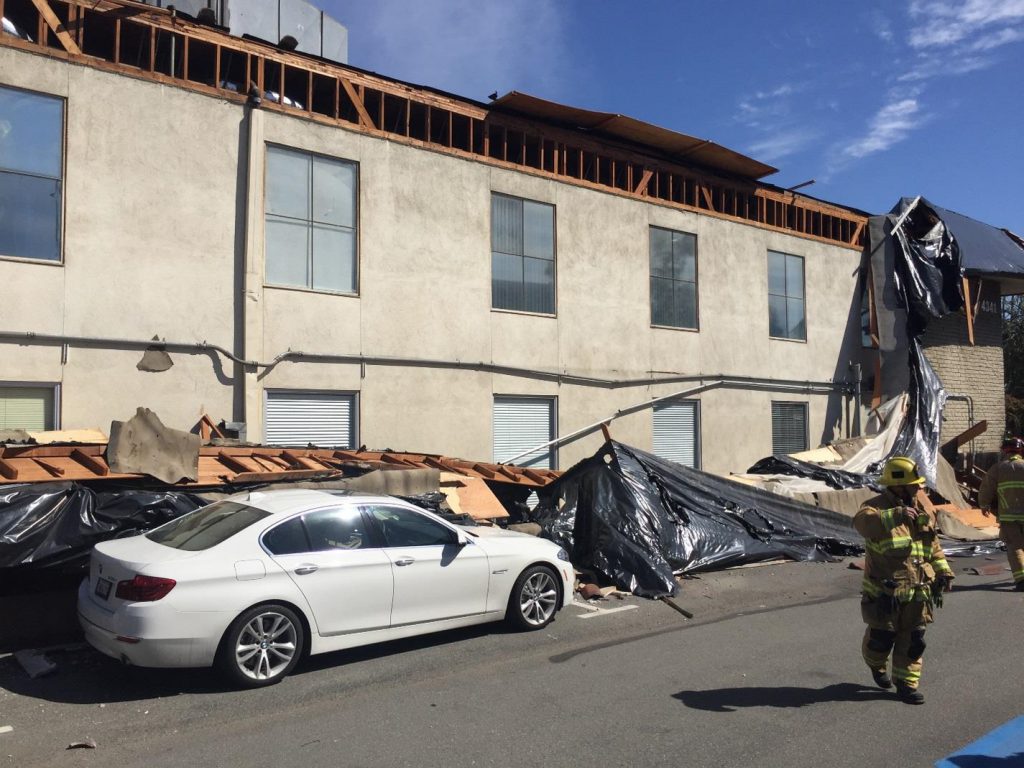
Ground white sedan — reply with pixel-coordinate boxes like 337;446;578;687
78;488;574;687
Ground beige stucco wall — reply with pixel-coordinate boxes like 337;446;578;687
0;45;864;475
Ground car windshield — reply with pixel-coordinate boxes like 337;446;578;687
146;501;270;551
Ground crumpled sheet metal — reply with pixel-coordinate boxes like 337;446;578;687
0;482;204;574
533;441;862;598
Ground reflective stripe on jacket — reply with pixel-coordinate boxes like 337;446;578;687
978;455;1024;522
854;489;952;604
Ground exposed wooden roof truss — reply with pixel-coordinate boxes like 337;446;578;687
0;0;867;250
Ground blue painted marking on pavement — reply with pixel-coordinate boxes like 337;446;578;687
935;716;1024;767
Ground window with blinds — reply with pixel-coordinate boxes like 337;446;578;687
493;396;555;469
771;401;808;455
491;193;556;314
0;386;56;430
650;226;698;329
652;400;700;468
264;390;356;447
768;250;806;341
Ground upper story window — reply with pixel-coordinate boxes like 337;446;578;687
650;226;698;329
768;250;806;341
491;193;555;314
0;86;63;262
265;145;357;293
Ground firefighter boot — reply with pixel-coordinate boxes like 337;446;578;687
871;669;893;689
896;684;924;705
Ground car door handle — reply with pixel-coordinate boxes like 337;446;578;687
394;558;415;567
294;564;319;575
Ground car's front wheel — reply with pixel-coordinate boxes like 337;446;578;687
217;604;304;687
506;565;560;631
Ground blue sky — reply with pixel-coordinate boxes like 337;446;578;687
324;0;1024;233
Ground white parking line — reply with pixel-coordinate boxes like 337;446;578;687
0;726;13;735
571;598;638;618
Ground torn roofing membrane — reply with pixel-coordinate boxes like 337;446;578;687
533;441;860;599
909;198;1024;276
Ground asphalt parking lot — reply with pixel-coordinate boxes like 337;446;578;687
1;554;1019;768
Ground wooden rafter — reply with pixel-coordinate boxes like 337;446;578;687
962;276;975;345
0;457;18;480
634;169;653;196
0;0;868;251
28;0;81;53
33;457;65;477
71;448;108;475
340;78;374;129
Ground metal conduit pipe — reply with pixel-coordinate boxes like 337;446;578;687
0;331;851;393
505;375;850;465
0;331;253;365
504;382;724;464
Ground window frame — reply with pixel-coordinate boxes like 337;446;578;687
767;250;807;342
490;191;557;316
263;388;358;448
649;226;699;331
0;84;66;265
492;394;557;470
652;398;701;469
0;382;61;430
263;143;359;295
771;401;809;455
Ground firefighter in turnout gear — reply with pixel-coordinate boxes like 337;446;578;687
978;436;1024;591
854;456;954;705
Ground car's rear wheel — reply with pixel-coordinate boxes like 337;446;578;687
506;565;560;631
217;604;304;688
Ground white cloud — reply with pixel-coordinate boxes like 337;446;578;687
842;98;922;160
747;128;819;162
735;82;801;128
970;25;1024;49
909;0;1024;48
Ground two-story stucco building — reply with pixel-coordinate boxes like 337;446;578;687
0;0;876;476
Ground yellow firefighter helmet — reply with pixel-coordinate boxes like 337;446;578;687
880;456;925;487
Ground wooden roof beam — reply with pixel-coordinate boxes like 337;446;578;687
340;78;375;129
72;448;108;475
0;457;18;480
29;0;82;54
217;451;253;474
33;458;65;477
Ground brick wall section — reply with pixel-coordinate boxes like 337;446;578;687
921;280;1004;456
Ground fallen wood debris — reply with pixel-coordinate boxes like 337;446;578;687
0;442;560;489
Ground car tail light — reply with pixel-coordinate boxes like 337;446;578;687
115;575;176;602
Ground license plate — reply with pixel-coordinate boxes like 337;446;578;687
95;577;113;600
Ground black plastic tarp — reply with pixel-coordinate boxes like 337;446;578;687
0;482;205;576
745;454;881;490
923;199;1024;277
869;197;966;489
532;441;862;598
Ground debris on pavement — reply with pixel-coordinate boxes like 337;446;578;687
66;740;97;750
13;649;56;679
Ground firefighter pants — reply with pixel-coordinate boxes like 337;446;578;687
1000;521;1024;584
861;596;933;690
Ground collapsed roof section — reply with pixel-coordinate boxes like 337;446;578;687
903;198;1024;279
490;91;777;180
0;442;560;488
532;440;861;598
